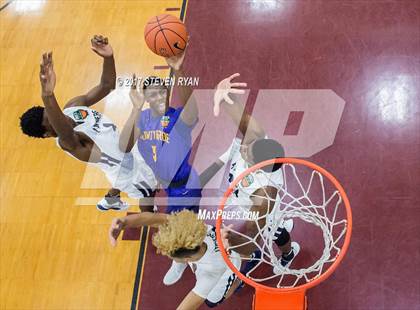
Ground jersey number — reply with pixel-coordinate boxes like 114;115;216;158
151;145;157;162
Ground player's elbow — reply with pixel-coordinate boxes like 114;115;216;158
103;81;116;92
59;136;79;152
118;140;133;153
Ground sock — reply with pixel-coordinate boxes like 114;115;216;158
281;248;294;264
105;193;121;204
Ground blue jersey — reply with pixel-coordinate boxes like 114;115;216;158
137;107;201;213
137;107;195;185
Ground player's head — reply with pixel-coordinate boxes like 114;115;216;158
152;210;207;263
19;106;57;138
242;138;285;172
143;76;169;116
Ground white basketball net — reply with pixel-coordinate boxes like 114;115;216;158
222;163;348;288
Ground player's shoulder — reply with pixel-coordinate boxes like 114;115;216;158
142;107;157;119
62;106;93;119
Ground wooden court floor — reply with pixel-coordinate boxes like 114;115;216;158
1;1;184;309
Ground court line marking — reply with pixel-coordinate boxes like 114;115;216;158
0;0;13;12
131;226;150;310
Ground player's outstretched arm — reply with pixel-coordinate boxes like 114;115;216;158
109;212;168;247
214;73;265;144
65;35;116;108
177;291;205;310
119;75;144;153
166;43;199;127
40;52;79;150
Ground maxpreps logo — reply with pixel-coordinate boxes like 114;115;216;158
73;109;88;121
160;116;170;128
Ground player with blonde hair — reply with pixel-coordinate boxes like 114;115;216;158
109;210;242;309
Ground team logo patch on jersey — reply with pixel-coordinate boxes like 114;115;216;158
241;174;254;187
73;109;88;121
160;116;170;128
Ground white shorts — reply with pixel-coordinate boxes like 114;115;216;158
206;251;242;304
107;146;157;199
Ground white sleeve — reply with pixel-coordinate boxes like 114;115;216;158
192;271;221;299
219;138;242;164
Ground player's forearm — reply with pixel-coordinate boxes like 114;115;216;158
175;68;198;125
222;99;265;141
119;108;141;152
42;93;78;146
120;213;167;228
100;55;116;90
174;68;193;106
199;160;224;187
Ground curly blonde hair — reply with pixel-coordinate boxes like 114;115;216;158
152;210;207;257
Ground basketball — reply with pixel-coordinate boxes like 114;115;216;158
144;14;188;58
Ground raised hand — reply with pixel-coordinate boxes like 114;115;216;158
109;217;126;247
165;40;188;71
40;51;56;96
213;73;247;117
91;34;113;58
129;74;145;110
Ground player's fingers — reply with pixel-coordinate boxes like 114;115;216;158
42;52;47;65
213;103;220;117
97;35;106;45
109;231;117;247
230;82;247;88
40;64;46;79
91;40;100;50
49;52;53;68
40;60;47;78
104;37;108;44
228;73;240;81
138;78;145;93
132;73;137;89
224;94;234;105
229;88;246;95
213;93;222;116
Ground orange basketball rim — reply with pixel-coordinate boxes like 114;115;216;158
215;158;352;310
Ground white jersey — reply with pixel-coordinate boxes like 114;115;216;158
57;106;156;198
190;225;241;302
227;138;284;208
